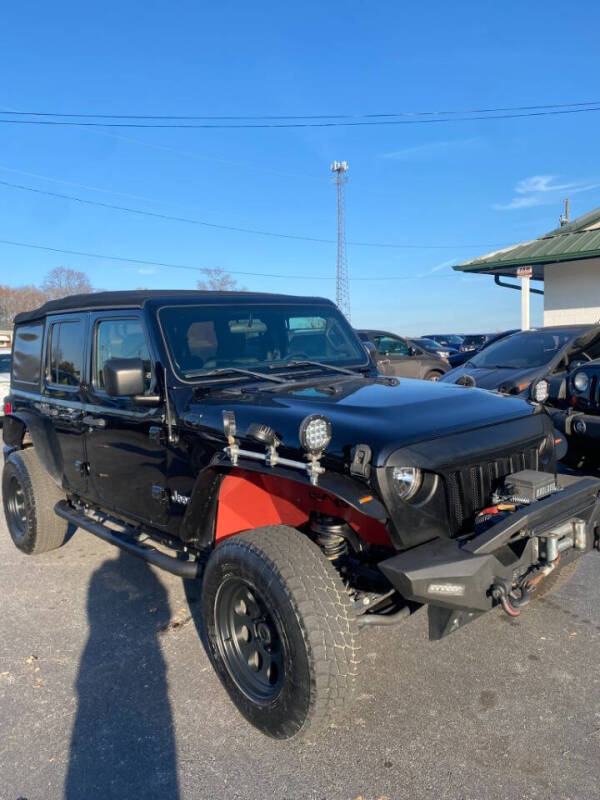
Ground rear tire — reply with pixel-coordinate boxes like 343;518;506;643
202;525;358;738
2;448;69;554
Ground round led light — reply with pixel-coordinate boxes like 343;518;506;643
531;378;549;403
391;466;422;501
573;372;589;392
222;410;236;437
299;414;332;454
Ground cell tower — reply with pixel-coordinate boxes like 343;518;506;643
330;160;351;320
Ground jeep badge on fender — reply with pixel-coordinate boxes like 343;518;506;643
3;290;599;738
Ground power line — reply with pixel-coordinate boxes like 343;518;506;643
2;100;599;120
0;236;458;281
0;177;505;250
1;106;599;128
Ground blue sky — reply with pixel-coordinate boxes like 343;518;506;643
1;0;599;334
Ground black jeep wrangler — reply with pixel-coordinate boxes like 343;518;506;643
3;290;599;739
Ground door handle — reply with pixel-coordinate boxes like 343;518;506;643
82;415;107;429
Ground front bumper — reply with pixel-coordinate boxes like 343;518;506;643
379;472;600;638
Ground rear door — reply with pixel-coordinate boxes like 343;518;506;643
83;311;168;526
42;314;89;494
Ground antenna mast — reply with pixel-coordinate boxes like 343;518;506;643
330;160;351;320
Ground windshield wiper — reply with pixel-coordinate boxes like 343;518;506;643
269;360;362;377
185;367;286;383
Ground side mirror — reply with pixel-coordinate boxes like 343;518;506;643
408;346;417;356
103;358;146;397
363;341;377;356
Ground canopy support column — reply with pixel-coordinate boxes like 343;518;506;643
520;276;531;330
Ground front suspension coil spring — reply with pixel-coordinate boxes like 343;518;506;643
310;515;350;560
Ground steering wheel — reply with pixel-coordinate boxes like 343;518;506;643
283;352;309;361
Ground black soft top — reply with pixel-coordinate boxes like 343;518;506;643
14;290;335;324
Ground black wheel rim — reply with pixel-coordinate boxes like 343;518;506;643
214;577;285;704
6;475;27;542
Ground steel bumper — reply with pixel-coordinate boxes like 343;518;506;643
378;473;600;638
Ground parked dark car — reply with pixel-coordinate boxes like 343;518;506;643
409;337;458;361
440;325;600;395
447;329;520;369
459;334;494;353
3;291;599;740
357;329;450;380
423;333;464;350
531;358;600;468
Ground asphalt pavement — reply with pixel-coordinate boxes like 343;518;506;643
1;513;599;800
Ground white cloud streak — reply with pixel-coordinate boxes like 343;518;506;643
381;138;480;162
494;174;600;211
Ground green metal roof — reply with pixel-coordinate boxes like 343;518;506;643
454;206;600;280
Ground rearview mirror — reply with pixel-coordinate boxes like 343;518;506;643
103;358;146;397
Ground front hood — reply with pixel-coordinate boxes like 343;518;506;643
180;375;538;466
440;364;540;392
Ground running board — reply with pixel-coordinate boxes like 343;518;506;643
54;500;200;579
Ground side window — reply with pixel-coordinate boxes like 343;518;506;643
377;336;409;356
12;322;44;386
47;320;84;387
94;318;152;393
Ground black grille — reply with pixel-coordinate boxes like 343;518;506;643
445;446;540;533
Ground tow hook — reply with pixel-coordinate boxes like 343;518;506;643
491;582;530;618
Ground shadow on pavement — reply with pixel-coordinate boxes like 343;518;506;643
65;551;180;799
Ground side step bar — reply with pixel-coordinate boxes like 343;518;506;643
54;500;200;579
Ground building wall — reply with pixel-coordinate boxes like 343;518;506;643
544;258;600;325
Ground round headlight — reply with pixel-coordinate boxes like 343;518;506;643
531;378;549;403
391;466;422;501
573;372;589;392
299;414;332;454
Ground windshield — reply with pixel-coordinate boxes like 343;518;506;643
0;354;10;373
469;330;576;369
415;338;441;349
159;303;368;379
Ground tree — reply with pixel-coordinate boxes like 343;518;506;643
42;267;93;300
196;267;245;292
0;284;48;327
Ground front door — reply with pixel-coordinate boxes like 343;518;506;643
373;334;421;378
83;312;168;527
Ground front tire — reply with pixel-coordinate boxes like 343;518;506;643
530;559;581;600
202;525;358;738
2;448;69;554
424;370;443;381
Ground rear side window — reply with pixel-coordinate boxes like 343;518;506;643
47;320;84;387
12;323;44;386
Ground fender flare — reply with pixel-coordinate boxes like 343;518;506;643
181;458;389;550
3;411;64;486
